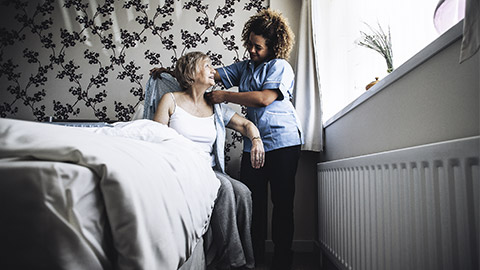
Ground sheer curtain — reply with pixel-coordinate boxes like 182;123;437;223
293;0;323;152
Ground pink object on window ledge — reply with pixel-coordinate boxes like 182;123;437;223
434;0;465;34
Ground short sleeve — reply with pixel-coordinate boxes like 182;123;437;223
262;59;295;101
216;61;248;89
219;103;236;126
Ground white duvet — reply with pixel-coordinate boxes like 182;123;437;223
0;118;220;270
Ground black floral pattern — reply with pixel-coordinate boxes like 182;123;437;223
0;0;267;171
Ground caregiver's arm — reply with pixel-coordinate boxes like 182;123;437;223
205;89;279;107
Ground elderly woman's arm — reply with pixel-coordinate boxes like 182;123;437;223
153;94;174;125
226;113;265;169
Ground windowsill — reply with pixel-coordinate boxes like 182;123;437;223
323;20;464;128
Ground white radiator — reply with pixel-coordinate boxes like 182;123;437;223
317;136;479;270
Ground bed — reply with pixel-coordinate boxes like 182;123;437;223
0;118;220;270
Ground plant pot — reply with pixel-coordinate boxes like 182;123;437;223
365;77;379;90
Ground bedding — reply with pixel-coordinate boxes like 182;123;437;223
0;118;220;270
0;159;112;269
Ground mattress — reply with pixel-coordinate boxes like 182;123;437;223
0;159;112;270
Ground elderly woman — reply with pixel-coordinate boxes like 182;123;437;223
153;51;263;270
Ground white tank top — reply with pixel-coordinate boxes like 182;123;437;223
168;93;216;166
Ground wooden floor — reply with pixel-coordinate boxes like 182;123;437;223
253;252;337;270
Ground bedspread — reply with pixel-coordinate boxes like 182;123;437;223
0;118;220;270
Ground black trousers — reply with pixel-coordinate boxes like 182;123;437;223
240;145;301;267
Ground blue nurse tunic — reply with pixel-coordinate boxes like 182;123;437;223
217;58;303;152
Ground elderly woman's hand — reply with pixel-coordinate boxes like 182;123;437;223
250;137;265;169
225;114;265;169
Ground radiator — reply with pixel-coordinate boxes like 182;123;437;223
317;136;479;270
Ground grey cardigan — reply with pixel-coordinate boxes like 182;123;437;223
144;74;235;173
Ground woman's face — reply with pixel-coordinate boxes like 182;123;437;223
195;58;215;87
246;32;270;64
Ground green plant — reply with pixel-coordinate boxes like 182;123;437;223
357;22;394;73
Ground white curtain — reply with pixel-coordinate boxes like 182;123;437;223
293;0;323;152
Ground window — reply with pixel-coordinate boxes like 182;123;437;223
314;0;457;122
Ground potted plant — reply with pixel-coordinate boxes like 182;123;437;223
357;22;394;74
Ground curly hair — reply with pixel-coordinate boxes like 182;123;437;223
174;51;209;90
241;9;294;60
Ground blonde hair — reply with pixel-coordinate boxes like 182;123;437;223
174;51;210;90
241;9;294;60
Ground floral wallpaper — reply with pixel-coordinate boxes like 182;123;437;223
0;0;268;175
